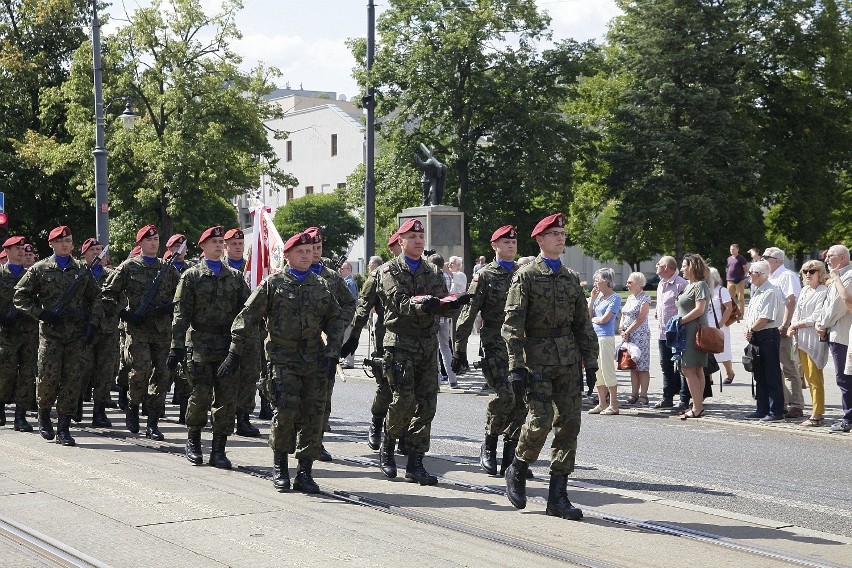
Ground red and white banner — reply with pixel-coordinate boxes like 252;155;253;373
244;205;285;291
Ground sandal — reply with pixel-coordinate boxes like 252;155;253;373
800;418;824;427
723;376;734;385
588;405;604;414
600;407;619;415
626;395;639;405
679;408;705;420
637;395;649;406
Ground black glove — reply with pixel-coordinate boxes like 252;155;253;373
340;330;361;358
509;367;529;384
83;323;97;345
585;367;598;389
0;308;17;327
451;351;468;374
38;309;62;326
324;356;337;380
118;309;145;326
454;293;473;307
167;347;186;371
419;296;441;312
152;302;175;316
216;351;241;379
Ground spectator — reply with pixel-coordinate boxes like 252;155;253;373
588;268;622;415
788;260;829;427
763;247;805;418
517;256;536;266
448;256;467;294
677;254;711;420
430;254;459;388
707;267;735;384
816;244;852;433
744;260;786;420
620;272;652;405
652;256;688;409
726;244;748;320
338;261;360;369
473;255;487;273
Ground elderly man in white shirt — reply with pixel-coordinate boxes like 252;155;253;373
762;247;805;418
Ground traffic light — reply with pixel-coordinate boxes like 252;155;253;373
0;212;7;226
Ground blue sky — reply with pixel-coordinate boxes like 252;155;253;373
109;1;621;100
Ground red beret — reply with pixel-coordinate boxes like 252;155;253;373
23;244;34;253
198;226;225;244
304;226;322;243
130;245;142;257
48;226;71;241
135;225;158;243
386;231;400;248
398;218;425;235
0;250;6;260
2;236;25;248
531;213;564;237
80;238;100;254
490;225;517;242
223;228;244;240
283;231;314;252
166;233;186;248
163;250;173;261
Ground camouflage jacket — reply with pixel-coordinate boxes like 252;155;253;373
171;261;249;361
90;266;119;334
13;255;103;339
455;259;517;352
316;258;356;328
501;255;598;370
0;263;37;334
102;256;180;335
229;269;343;364
351;266;385;329
377;255;451;347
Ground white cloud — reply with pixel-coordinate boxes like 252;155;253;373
538;0;622;43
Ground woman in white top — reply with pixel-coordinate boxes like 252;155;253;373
448;256;467;294
707;268;735;383
787;260;829;427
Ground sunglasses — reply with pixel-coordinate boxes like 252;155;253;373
802;269;819;275
748;270;762;275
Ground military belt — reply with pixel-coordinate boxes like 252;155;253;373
526;326;571;338
387;325;434;338
268;335;322;349
191;323;230;334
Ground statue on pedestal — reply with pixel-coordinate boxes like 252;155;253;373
415;143;447;207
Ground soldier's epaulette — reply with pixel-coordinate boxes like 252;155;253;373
382;265;391;273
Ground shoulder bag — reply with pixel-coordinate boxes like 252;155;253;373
696;286;724;354
722;288;740;326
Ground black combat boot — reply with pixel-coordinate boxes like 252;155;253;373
72;394;83;423
499;439;517;477
39;409;55;440
272;452;290;491
140;398;148;417
379;427;397;479
367;414;383;450
91;403;112;428
56;415;76;446
105;396;118;409
545;473;583;520
117;385;128;411
209;434;232;469
405;452;438;486
186;430;203;465
235;412;260;437
177;399;187;425
480;434;499;475
258;395;273;420
0;404;5;426
396;431;409;456
83;384;93;403
125;403;140;434
293;458;320;493
14;405;33;432
318;445;332;462
145;413;164;441
505;458;529;510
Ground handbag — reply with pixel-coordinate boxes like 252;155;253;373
616;346;636;370
695;290;724;354
722;288;740;326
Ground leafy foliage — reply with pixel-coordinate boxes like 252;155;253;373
272;193;363;261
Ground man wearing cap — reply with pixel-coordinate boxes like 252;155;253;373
0;237;38;432
453;225;528;476
14;226;103;446
374;218;465;485
163;235;194;424
78;238;118;428
223;231;343;493
304;226;357;461
501;213;598;520
102;225;180;440
115;245;143;412
22;244;37;269
169;226;250;468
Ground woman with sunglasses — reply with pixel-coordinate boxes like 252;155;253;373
787;261;829;427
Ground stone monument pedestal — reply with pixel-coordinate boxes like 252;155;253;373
397;205;464;262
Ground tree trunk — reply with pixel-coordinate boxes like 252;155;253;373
674;207;684;263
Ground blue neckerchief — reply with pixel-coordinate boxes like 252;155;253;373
497;260;515;272
310;262;323;275
227;257;244;271
543;257;561;272
56;255;71;270
8;264;23;277
91;265;103;279
288;266;310;282
404;255;421;272
174;260;185;272
205;260;222;276
142;256;157;266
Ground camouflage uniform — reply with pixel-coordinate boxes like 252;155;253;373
351;266;391;417
230;269;343;460
80;266;119;410
501;255;598;475
227;257;262;422
0;264;38;421
172;262;249;435
166;259;195;412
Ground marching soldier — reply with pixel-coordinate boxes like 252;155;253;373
304;226;356;461
166;234;194;273
102;225;179;440
221;231;343;493
501;213;598;520
13;226;103;446
0;236;38;432
168;226;249;468
115;245;142;411
78;238;119;428
164;234;194;422
453;225;529;476
22;244;37;268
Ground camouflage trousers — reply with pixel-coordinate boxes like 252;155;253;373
267;359;328;460
236;337;260;414
383;340;439;453
515;363;583;475
81;332;119;405
166;366;191;403
185;359;238;435
36;334;85;416
124;333;170;414
481;347;527;441
116;328;130;388
370;378;393;418
0;329;37;406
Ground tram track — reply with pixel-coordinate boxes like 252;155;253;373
0;514;111;568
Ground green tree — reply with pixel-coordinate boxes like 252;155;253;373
272;193;363;261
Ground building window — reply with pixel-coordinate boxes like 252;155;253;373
331;134;338;156
305;186;314;195
286;187;294;201
286;141;292;162
321;184;330;194
337;182;346;190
